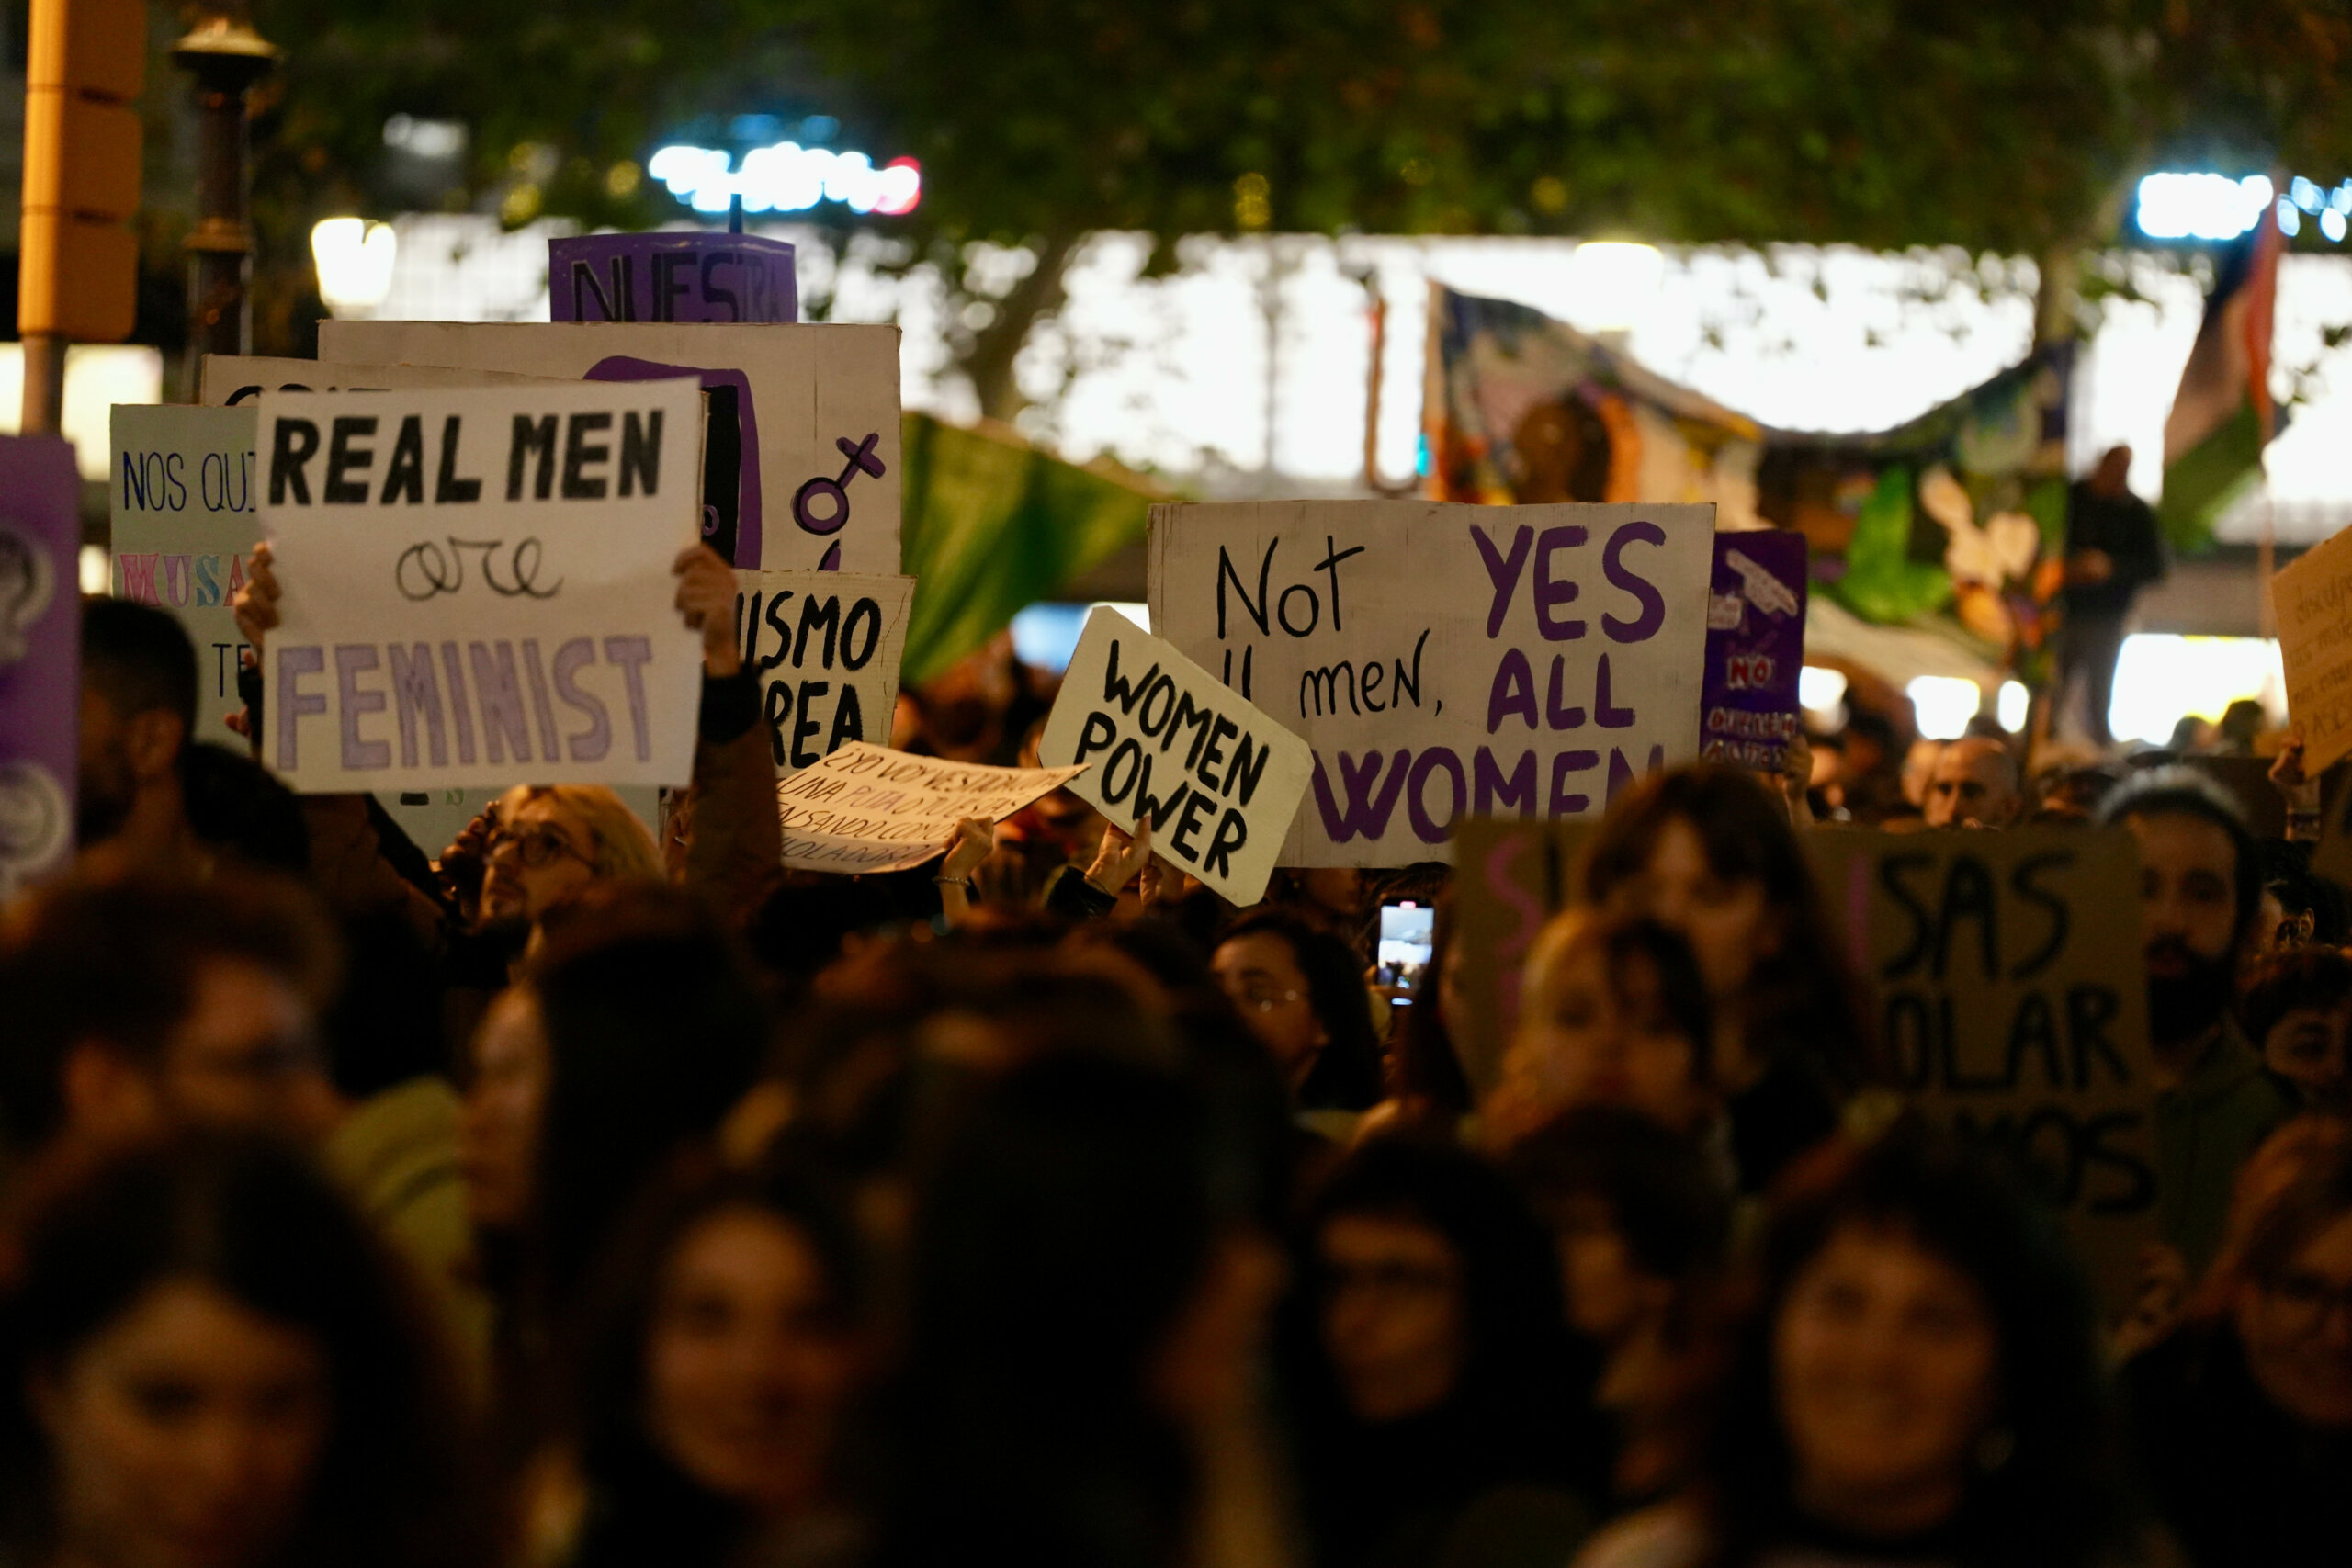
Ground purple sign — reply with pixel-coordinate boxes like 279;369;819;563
549;233;797;324
583;356;763;569
1700;530;1808;774
0;435;84;897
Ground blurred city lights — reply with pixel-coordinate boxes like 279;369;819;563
647;142;922;217
2136;171;2352;242
1906;676;1983;740
310;218;399;313
1798;665;1849;717
1565;241;1665;331
2106;635;2283;746
1996;680;2029;733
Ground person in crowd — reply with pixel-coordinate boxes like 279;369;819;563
883;1048;1291;1568
180;740;311;874
1212;908;1385;1119
2239;946;2352;1111
1574;1119;2137;1568
540;1155;874;1568
1489;912;1718;1154
1362;893;1475;1141
1920;736;2021;829
0;1132;481;1568
1506;1105;1732;1506
448;784;668;932
0;874;340;1180
76;598;205;879
1580;764;1877;1193
2121;1113;2352;1567
2056;444;2165;748
2099;770;2298;1274
1286;1134;1602;1568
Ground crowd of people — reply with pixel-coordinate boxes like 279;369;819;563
1;545;2347;1568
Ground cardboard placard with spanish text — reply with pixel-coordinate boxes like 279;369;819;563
732;570;915;776
2273;526;2352;773
258;380;707;794
775;743;1084;874
1037;607;1313;904
1701;530;1807;773
199;355;560;408
1148;501;1713;866
322;321;900;575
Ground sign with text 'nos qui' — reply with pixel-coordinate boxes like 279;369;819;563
733;570;915;775
259;381;707;794
1039;608;1312;904
1148;501;1714;866
2273;525;2352;773
1809;827;2159;1311
322;321;901;577
775;743;1084;874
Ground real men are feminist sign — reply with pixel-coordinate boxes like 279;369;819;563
1149;501;1713;866
1039;608;1312;904
260;382;706;794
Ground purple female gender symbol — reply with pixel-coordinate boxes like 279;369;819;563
793;432;888;538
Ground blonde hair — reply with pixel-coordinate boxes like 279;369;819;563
497;784;664;884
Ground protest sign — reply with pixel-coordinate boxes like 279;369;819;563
1037;607;1312;904
0;436;82;899
1701;531;1807;773
732;570;915;775
2273;525;2352;773
775;742;1084;874
1448;818;1591;1099
548;233;797;323
1809;827;2159;1310
1148;500;1713;866
199;355;558;408
323;321;901;575
258;380;706;795
110;405;261;746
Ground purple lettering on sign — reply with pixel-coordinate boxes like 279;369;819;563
548;233;797;325
1698;530;1809;775
584;357;762;569
276;646;327;771
334;645;390;770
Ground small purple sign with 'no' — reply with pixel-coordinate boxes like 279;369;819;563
549;233;797;324
1700;529;1808;775
0;435;84;898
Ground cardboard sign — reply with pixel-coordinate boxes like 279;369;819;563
1810;827;2159;1310
322;321;901;575
110;405;262;746
0;436;84;899
775;742;1084;874
1038;607;1312;904
1448;817;1593;1100
1701;531;1807;773
1148;500;1714;866
548;233;797;324
198;355;559;408
732;570;915;775
2273;526;2352;773
258;381;706;794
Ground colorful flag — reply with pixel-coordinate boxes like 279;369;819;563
2159;218;2283;550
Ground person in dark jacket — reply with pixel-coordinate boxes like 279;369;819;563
2056;445;2165;747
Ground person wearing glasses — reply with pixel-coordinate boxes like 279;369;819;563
1210;907;1385;1118
2121;1113;2352;1567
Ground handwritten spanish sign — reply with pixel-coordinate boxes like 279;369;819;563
322;321;900;575
0;436;83;899
1701;530;1807;773
2273;526;2352;773
1148;501;1713;866
1038;607;1312;904
548;233;797;324
1808;827;2158;1310
110;405;260;746
198;355;558;408
733;570;915;776
258;381;706;794
775;742;1083;874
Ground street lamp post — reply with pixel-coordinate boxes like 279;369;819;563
171;6;278;384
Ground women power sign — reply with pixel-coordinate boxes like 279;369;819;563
1149;501;1713;865
259;381;706;794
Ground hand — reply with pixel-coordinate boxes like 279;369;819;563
2067;548;2114;586
941;816;994;882
2272;725;2309;792
232;541;280;652
1781;731;1813;801
438;808;496;920
1084;818;1154;897
673;545;741;677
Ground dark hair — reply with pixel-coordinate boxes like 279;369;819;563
1579;763;1875;1097
1602;915;1716;1083
0;1133;480;1568
1216;907;1385;1111
885;1051;1232;1568
526;886;769;1325
181;741;310;872
2239;946;2352;1050
81;596;197;733
1505;1102;1732;1292
2097;767;2262;947
2193;1113;2352;1317
1698;1119;2132;1568
1387;891;1472;1118
0;874;342;1149
565;1153;870;1568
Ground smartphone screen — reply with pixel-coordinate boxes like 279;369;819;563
1377;900;1436;999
